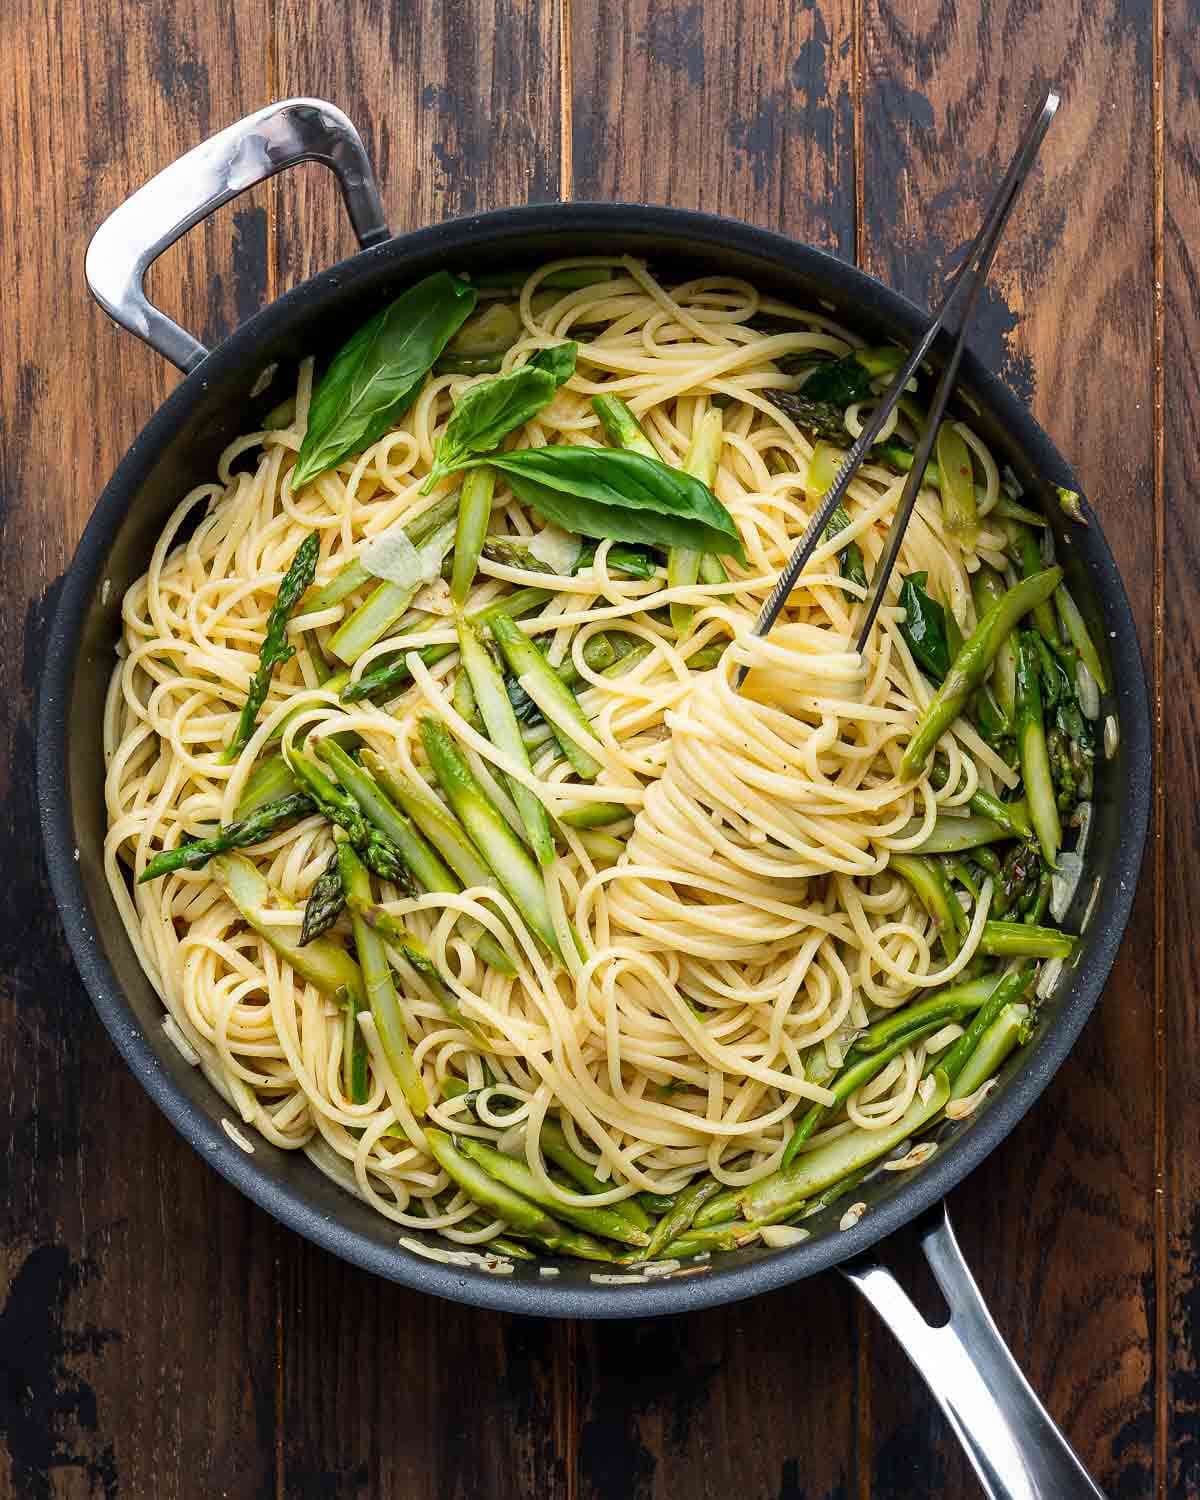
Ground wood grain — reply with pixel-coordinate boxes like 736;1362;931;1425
268;7;571;1499
569;4;860;1498
1161;0;1200;1492
0;2;279;1498
858;5;1160;1495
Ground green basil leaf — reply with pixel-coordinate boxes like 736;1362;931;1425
799;347;905;405
471;446;746;562
425;342;578;490
293;272;477;488
898;572;951;682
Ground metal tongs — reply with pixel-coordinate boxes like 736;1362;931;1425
735;89;1060;687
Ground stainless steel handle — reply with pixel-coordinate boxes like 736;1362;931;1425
85;97;390;372
841;1203;1105;1500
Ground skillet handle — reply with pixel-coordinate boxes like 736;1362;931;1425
840;1202;1106;1499
85;98;390;373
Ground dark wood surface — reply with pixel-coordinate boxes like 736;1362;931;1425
0;0;1186;1494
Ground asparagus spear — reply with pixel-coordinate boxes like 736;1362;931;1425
341;587;552;702
950;1002;1030;1099
303;493;460;614
934;422;978;543
901;567;1064;778
1015;632;1061;866
538;1120;651;1230
139;793;315;882
970;565;1017;721
937;965;1033;1082
890;854;960;961
575;829;624;867
698;1071;952;1229
300;848;346;944
668;409;723;637
451;467;495;605
641;1178;725;1261
221;532;321;762
456;1137;650;1247
329;519;456;665
992;839;1042;920
424;1130;617;1262
420;716;562;957
361;751;498;892
341;985;369;1104
591;393;659;457
559;801;631;830
926;759;1031;840
287;748;414;889
658;1221;759;1258
338;843;427;1116
320;740;515;975
781;1017;947;1167
1054;583;1108;693
235;753;301;818
458;614;556;864
849;974;998;1054
904;813;1015;856
978;921;1075;960
1005;522;1059;645
488;613;602;780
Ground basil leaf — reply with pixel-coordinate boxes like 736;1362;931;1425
425;342;578;490
898;572;951;682
799;348;905;405
470;446;746;562
823;503;868;594
293;272;477;488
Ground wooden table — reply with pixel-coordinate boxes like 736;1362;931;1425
0;0;1189;1494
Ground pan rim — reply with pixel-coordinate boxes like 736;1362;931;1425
38;200;1152;1317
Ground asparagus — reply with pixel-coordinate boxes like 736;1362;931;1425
139;793;315;882
287;748;413;890
211;853;362;997
451;666;479;727
559;801;632;829
849;974;998;1054
342;986;369;1103
320;740;515;975
303;493;460;614
636;1191;679;1217
575;829;625;867
1024;873;1052;926
906;812;1017;855
1015;632;1061;866
452;467;495;605
300;848;346;944
782;1017;947;1166
890;854;960;961
505;633;619;726
978;921;1075;960
992;840;1042;921
235;752;301;817
944;856;980;900
658;1221;759;1258
937;965;1033;1082
901;567;1064;779
487;1235;537;1261
458;614;556;864
668;409;724;636
698;1071;952;1229
1054;584;1108;693
951;1003;1030;1099
424;1130;617;1263
591;393;659;458
934;422;978;542
361;751;497;891
341;587;552;702
339;843;427;1115
641;1178;727;1261
488;612;602;780
1006;522;1059;645
329;519;456;665
538;1120;652;1231
926;759;1030;840
221;532;321;762
456;1137;650;1247
970;565;1017;721
420;716;562;957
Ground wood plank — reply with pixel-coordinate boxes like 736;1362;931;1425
569;4;860;1497
0;2;277;1497
570;0;856;258
1161;0;1200;1490
858;11;1159;1495
268;7;570;1499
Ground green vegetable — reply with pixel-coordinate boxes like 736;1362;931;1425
425;343;578;489
901;567;1063;778
641;1178;725;1261
361;751;499;893
293;272;477;488
890;853;960;961
658;1221;759;1258
538;1120;652;1230
424;1130;616;1262
970;565;1017;720
934;423;978;543
992;839;1042;921
767;389;849;442
937;965;1033;1082
1007;523;1058;645
978;921;1075;960
304;494;461;614
902;811;1021;855
338;843;427;1116
221;532;320;762
575;829;624;867
341;986;369;1104
456;1137;649;1247
212;853;362;997
286;748;412;889
451;467;496;605
899;573;952;682
822;500;868;594
1015;632;1061;866
328;518;456;664
465;446;746;562
592;393;659;458
340;587;552;703
559;801;631;829
299;849;345;945
436;300;522;370
139;792;315;882
488;612;602;780
951;1003;1030;1099
458;614;556;864
849;975;999;1055
320;741;514;975
420;716;562;956
1056;486;1087;525
1054;584;1107;693
795;347;904;403
669;409;724;636
234;753;301;818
